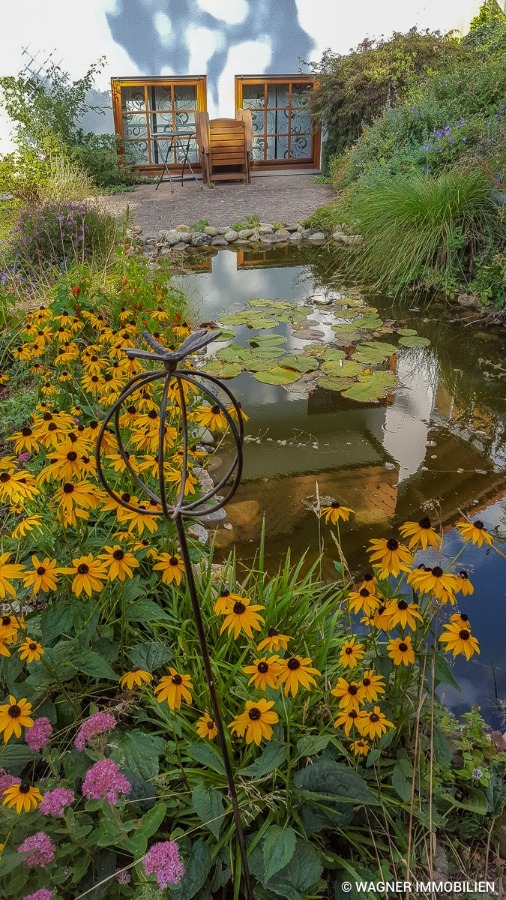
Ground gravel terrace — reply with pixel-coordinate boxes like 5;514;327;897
101;173;334;236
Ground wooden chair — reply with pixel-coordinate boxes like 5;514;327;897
235;108;253;184
195;111;251;185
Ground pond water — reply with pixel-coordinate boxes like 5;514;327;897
176;244;506;727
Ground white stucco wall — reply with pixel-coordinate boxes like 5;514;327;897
1;0;483;153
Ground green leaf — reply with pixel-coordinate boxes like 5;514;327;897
341;372;395;403
295;734;330;759
187;742;226;775
396;328;418;336
192;783;225;839
211;330;236;341
263;825;297;883
172;838;212;900
438;790;488;815
0;743;38;774
294;758;378;806
433;726;453;766
111;730;165;780
359;340;397;355
352;315;383;329
70;650;117;681
129;802;168;856
200;360;242;379
254;367;301;385
279;354;318;373
433;653;461;692
321;348;347;361
128;642;172;672
239;741;288;778
0;851;26;877
398;335;431;347
318;376;355;392
392;761;412;801
270;839;323;895
322;359;364;377
366;748;381;768
40;600;74;643
353;344;395;364
125;599;174;623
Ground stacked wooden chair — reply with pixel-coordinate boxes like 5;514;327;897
195;110;252;186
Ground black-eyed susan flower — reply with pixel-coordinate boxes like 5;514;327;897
63;555;108;597
320;501;354;525
348;588;380;617
333;708;360;735
371;603;395;631
456;520;493;548
367;538;413;578
196;713;218;740
350;738;370;756
119;668;153;690
0;614;24;643
357;706;394;740
455;570;474;596
359;670;385;703
164;467;198;497
439;621;480;660
357;573;377;593
18;639;44;663
0;640;11;658
192;404;228;431
0;469;38;505
213;589;248;615
229;699;279;746
2;782;43;813
339;637;365;669
331;677;364;712
22;556;63;593
276;655;320;697
243;656;281;691
99;546;140;582
153;553;185;585
449;612;472;630
7;426;40;455
0;696;33;742
387;636;415;666
407;566;458;604
257;628;293;654
384;598;423;630
0;554;26;599
219;597;265;639
11;515;44;540
154;668;193;709
122;501;161;536
173;319;192;340
399;516;442;550
53;480;101;528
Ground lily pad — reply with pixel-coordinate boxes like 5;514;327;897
352;315;384;329
396;328;418;336
201;361;242;379
248;334;285;348
216;345;283;364
291;328;325;340
398;336;431;348
220;313;278;329
211;330;236;342
334;296;365;308
341;371;396;403
280;355;318;373
322;359;364;377
332;324;362;336
253;367;301;385
353;346;392;365
319;376;355;392
247;299;292;309
334;308;360;320
321;348;347;362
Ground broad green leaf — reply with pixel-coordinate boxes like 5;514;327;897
125;599;174;624
239;741;288;778
270;838;323;894
433;726;453;766
111;730;165;780
318;376;355;392
359;341;397;355
131;802;168;856
128;641;172;672
366;748;381;768
398;335;431;347
433;653;461;691
438;790;488;815
200;360;242;379
254;366;301;385
396;328;417;336
295;734;330;759
294;758;378;805
210;330;235;341
263;825;297;882
171;838;212;900
341;372;396;403
220;312;278;328
322;359;364;377
321;348;347;362
278;354;318;373
187;741;226;774
392;762;411;801
0;851;27;877
192;783;225;839
352;315;383;328
70;650;117;681
0;744;38;774
248;334;286;346
41;600;74;643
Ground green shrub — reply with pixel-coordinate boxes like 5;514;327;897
38;152;97;202
70;132;139;189
190;219;210;232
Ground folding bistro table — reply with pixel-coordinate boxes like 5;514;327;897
155;130;203;192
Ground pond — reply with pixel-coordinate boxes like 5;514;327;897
176;244;506;727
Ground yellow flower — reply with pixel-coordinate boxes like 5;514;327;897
0;696;33;742
454;569;474;596
213;588;246;615
7;426;40;455
383;598;423;631
23;556;63;593
152;553;185;585
154;668;193;709
63;555;108;597
99;546;140;582
331;677;365;712
407;566;458;604
367;538;413;578
0;554;26;599
192;404;229;431
196;713;219;740
350;738;370;757
229;699;279;745
0;640;11;658
256;629;293;654
399;517;442;550
53;480;101;528
276;655;320;697
338;637;365;669
347;587;380;617
0;614;25;642
219;597;265;639
333;708;360;736
0;469;38;505
119;668;153;690
359;671;385;703
18;639;44;663
387;636;415;666
439;621;480;660
2;782;43;814
11;515;44;540
320;501;354;525
243;656;281;691
456;520;493;548
357;706;394;740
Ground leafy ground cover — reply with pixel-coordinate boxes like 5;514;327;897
0;248;505;897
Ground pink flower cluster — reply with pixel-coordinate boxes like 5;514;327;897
25;717;53;752
39;788;75;816
17;832;56;868
82;759;131;804
0;769;21;796
143;841;185;889
23;891;53;900
74;711;117;750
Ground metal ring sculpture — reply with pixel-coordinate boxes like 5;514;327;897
95;329;253;900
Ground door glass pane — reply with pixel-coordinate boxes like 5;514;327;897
174;86;197;109
290;111;312;135
264;135;276;160
121;87;145;111
276;110;290;134
151;85;172;110
251;110;264;134
251;136;265;160
277;134;289;159
289;134;312;159
291;83;311;108
242;85;265;109
265;110;277;134
267;83;289;108
151;138;173;166
150;111;173;135
175;111;196;131
175;139;199;163
125;141;149;165
122;114;148;139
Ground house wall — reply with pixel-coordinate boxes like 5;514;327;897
1;0;483;153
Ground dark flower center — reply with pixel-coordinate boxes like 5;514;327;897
172;674;183;685
331;501;340;508
67;451;78;461
348;685;358;695
2;616;11;625
397;600;408;610
363;573;373;582
418;517;431;529
0;473;9;482
43;413;53;421
63;483;74;494
473;520;484;530
127;406;136;414
121;493;131;502
349;710;358;719
345;647;353;655
287;657;301;670
211;405;220;414
267;627;279;637
131;667;140;672
399;643;408;652
459;630;470;640
248;707;261;720
19;783;31;794
220;589;230;597
77;564;89;575
36;567;46;575
169;556;179;566
8;705;21;718
113;550;125;560
29;643;37;651
233;602;246;614
431;566;443;577
459;570;469;579
148;410;157;419
359;588;370;597
206;720;215;730
21;427;32;436
370;713;379;723
460;614;469;622
362;678;371;686
386;538;399;551
257;662;269;673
